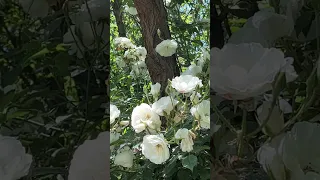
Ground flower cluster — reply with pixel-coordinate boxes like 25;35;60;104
211;0;320;179
110;37;210;171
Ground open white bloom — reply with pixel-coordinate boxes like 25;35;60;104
68;131;109;180
124;49;136;60
124;5;138;15
131;60;149;77
110;132;120;151
280;122;320;179
141;134;170;164
134;46;147;61
155;39;178;57
152;96;178;116
258;122;320;180
0;135;33;180
182;64;202;76
115;57;126;68
114;147;134;168
131;103;161;133
19;0;49;18
63;22;108;58
211;43;297;100
229;9;292;47
190;100;210;129
70;0;109;24
256;101;284;136
175;128;195;152
164;0;171;6
114;37;135;49
171;75;203;93
110;104;120;124
150;83;161;97
257;135;287;180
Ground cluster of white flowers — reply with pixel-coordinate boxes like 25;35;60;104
211;0;320;179
110;40;210;167
113;37;149;79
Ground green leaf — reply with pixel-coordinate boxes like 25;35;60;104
142;169;153;180
54;52;71;77
163;156;178;178
181;154;198;172
6;110;30;120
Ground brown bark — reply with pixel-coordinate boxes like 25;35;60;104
133;0;180;93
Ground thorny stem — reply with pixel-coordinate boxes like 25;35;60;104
212;103;237;134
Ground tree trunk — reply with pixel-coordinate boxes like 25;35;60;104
111;0;126;37
133;0;180;93
211;4;224;49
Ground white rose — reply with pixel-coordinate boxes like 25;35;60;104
124;5;138;15
155;39;178;57
152;96;178;116
114;148;134;168
200;115;210;129
150;83;161;97
257;135;287;180
141;134;170;164
110;132;120;151
131;103;161;133
229;10;293;47
171;75;203;93
124;49;137;60
0;135;33;180
110;104;120;124
114;37;135;49
175;129;195;152
190;100;210;129
211;43;297;100
131;60;148;76
164;0;171;6
68;131;110;180
134;46;147;61
182;64;202;76
115;57;126;68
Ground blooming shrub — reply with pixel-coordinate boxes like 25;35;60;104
109;1;210;178
212;0;320;179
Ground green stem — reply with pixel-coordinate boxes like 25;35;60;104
238;108;247;157
212;103;237;134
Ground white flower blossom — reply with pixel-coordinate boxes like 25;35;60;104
141;134;170;164
171;75;203;93
175;128;195;152
114;147;134;168
131;103;161;133
182;64;202;76
124;5;138;15
110;132;120;151
0;135;33;180
151;96;178;116
211;43;298;100
150;83;161;98
68;131;109;180
110;104;120;124
155;39;178;57
114;37;135;49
